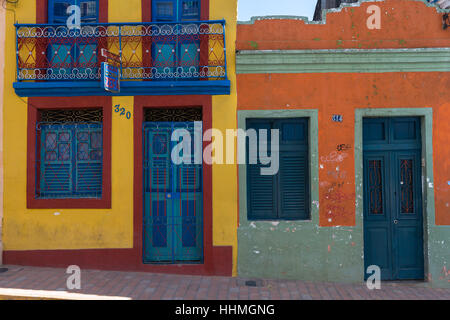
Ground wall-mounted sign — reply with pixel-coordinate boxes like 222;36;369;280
101;62;120;93
101;48;121;93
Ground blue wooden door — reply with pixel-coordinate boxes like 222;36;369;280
363;117;424;280
48;0;99;79
143;122;203;263
151;0;201;79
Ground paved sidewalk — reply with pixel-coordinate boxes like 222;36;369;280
0;265;449;300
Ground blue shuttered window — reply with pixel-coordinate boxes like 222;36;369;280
246;118;310;220
152;0;200;22
37;122;103;199
48;1;99;79
48;0;99;24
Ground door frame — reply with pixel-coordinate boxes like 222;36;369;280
355;108;435;282
134;95;232;275
143;121;204;264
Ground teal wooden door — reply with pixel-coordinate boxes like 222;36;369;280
48;1;99;79
363;117;424;280
151;0;201;80
143;122;203;263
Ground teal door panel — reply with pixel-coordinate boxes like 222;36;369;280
363;152;394;280
363;117;424;281
392;151;424;279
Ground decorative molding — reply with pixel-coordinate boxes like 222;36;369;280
13;80;231;97
236;48;450;74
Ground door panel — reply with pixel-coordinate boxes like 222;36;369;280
143;121;203;264
392;151;424;279
363;118;424;281
364;153;393;280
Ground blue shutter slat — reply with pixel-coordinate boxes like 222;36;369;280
40;126;73;198
246;118;309;220
248;164;276;219
43;164;72;193
76;163;102;193
279;152;309;219
75;127;102;197
246;119;276;220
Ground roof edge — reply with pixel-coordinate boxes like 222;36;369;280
237;0;450;26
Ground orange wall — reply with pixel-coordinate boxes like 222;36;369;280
238;72;450;226
237;0;450;226
237;0;450;50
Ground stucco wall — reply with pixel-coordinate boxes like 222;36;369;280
2;0;238;275
236;0;450;287
0;1;5;266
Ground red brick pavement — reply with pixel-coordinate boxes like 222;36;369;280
0;265;449;300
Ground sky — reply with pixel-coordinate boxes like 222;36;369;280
237;0;318;22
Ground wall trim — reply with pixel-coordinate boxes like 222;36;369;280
14;80;231;97
27;96;112;209
236;48;450;74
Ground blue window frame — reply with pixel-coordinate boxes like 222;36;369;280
48;0;99;24
151;0;201;79
246;118;310;220
37;121;103;199
152;0;200;22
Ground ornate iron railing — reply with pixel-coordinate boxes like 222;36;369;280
15;20;227;82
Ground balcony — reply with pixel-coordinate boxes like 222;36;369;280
14;20;230;97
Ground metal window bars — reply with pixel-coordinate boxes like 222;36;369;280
15;20;227;82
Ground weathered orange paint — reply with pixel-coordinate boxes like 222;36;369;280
237;0;450;51
238;72;450;226
237;0;450;227
434;102;450;226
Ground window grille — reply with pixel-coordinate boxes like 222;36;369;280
144;108;202;122
36;109;103;199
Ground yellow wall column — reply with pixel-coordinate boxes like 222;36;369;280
0;2;5;265
210;0;238;276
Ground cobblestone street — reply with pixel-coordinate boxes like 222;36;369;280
0;265;449;300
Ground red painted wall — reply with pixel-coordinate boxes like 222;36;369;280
237;0;450;226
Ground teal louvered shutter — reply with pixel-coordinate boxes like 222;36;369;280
277;119;309;220
246;119;277;220
246;118;309;220
39;123;102;199
75;124;103;197
40;125;73;197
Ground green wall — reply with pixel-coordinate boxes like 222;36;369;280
237;109;365;283
237;108;450;288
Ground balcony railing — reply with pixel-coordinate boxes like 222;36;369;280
14;20;229;96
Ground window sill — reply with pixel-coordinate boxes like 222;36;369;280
27;198;111;209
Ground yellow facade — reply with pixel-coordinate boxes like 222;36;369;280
2;0;237;275
0;2;5;265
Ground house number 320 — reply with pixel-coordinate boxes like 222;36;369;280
114;105;132;120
